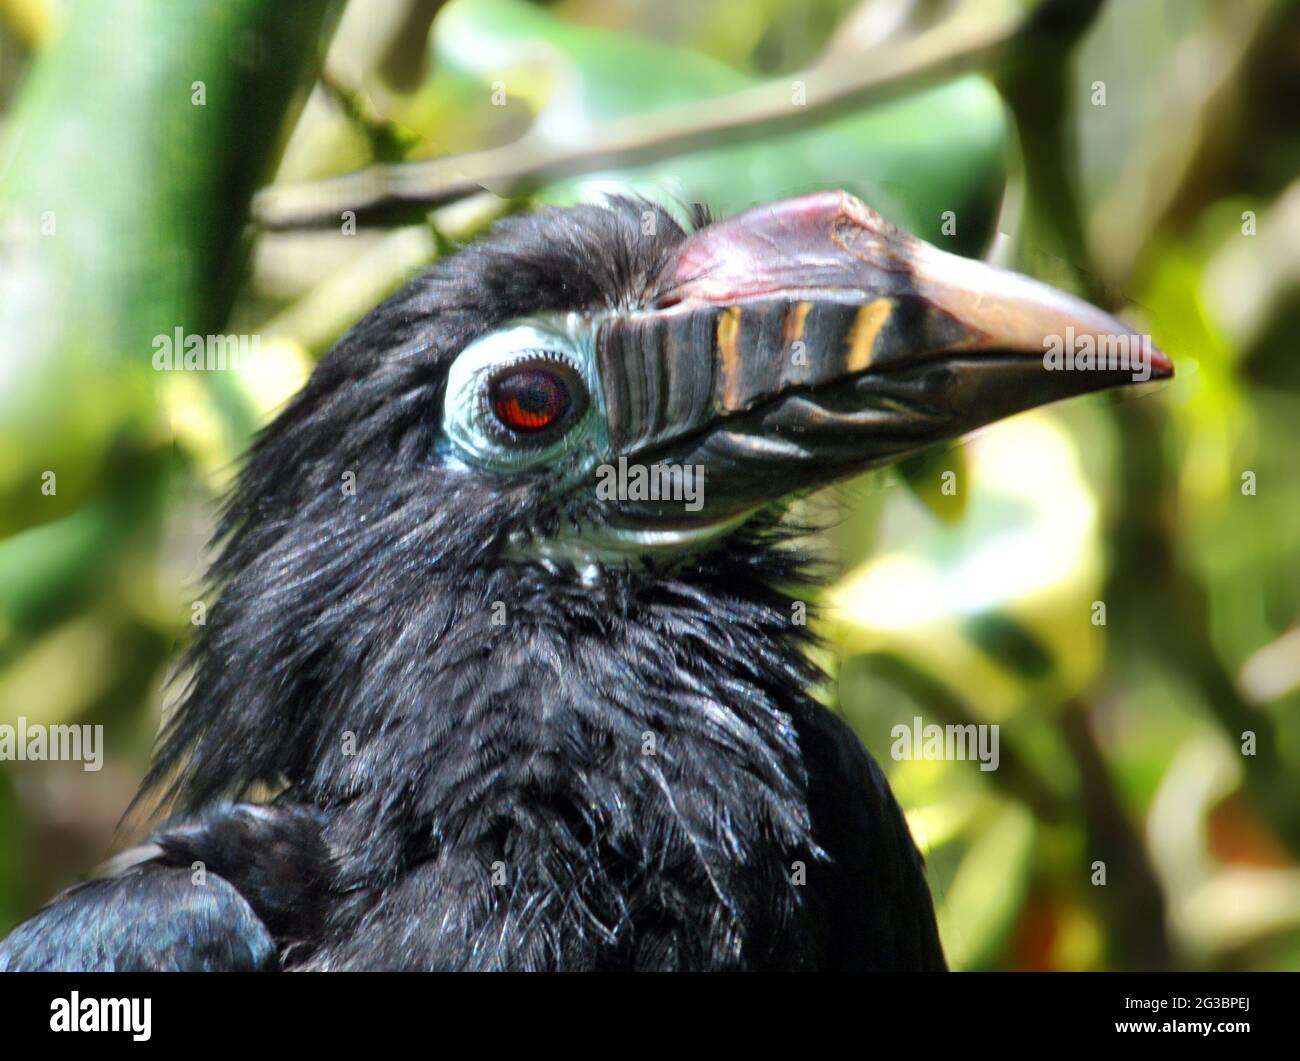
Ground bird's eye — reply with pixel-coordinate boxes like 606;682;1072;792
443;325;598;470
488;359;585;437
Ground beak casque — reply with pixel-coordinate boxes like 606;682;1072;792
594;191;1171;525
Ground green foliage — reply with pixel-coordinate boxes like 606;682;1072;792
0;0;335;536
0;0;1297;971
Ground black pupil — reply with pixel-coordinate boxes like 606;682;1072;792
493;369;570;432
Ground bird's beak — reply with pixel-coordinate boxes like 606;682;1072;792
595;191;1171;527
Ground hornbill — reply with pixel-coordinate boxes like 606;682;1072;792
0;191;1169;971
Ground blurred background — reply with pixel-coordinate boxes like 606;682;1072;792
0;0;1297;970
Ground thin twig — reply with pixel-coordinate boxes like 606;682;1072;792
252;2;1035;230
1061;697;1174;969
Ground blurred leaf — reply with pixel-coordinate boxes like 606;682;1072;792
938;802;1035;969
827;412;1109;714
895;444;969;525
423;0;1008;250
0;0;336;538
0;444;172;659
962;612;1057;682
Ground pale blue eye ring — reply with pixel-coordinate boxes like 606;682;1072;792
442;317;607;475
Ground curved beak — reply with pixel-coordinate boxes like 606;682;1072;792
595;191;1171;526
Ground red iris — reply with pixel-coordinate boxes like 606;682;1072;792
491;367;571;433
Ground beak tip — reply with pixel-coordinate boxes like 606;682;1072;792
1150;346;1175;380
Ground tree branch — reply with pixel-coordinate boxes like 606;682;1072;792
252;1;1038;230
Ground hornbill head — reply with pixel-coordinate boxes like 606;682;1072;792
154;190;1169;809
437;190;1169;559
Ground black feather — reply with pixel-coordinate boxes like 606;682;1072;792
9;198;944;971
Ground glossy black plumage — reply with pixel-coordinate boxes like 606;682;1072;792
0;199;945;971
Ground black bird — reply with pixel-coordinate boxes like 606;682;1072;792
0;191;1169;971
